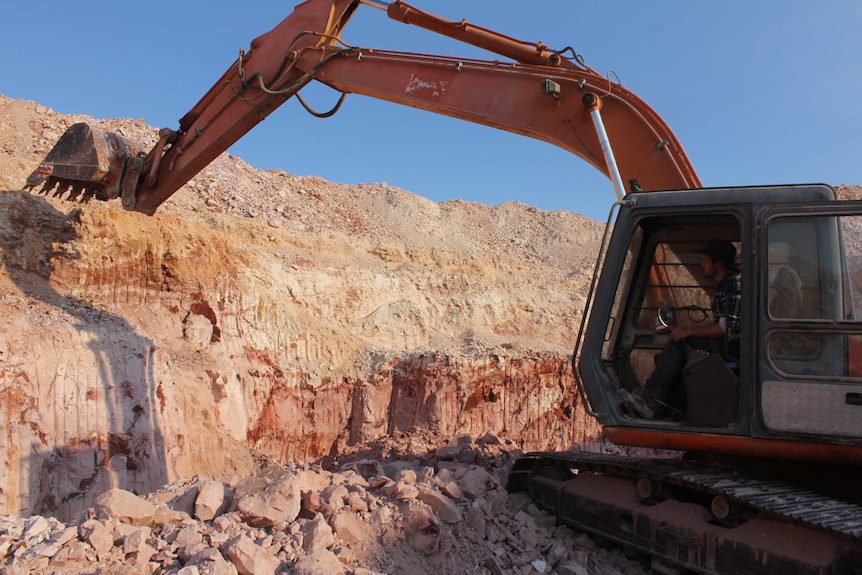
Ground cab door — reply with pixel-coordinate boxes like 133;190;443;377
757;203;862;442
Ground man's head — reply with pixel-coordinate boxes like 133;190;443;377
695;240;738;281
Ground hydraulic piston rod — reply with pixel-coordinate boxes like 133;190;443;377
583;93;625;201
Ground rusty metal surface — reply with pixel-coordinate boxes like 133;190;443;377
603;427;862;468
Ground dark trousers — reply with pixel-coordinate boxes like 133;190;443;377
642;337;725;411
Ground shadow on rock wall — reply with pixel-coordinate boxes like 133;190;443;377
0;190;167;521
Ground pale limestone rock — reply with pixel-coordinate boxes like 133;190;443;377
162;485;200;516
367;475;390;490
221;534;280;575
301;490;324;517
24;524;78;559
532;558;548;573
459;467;496;500
152;507;190;527
78;518;113;553
395;469;417;484
234;466;285;500
50;525;77;548
573;533;596;549
301;513;335;553
466;506;487;538
213;514;236;533
292;547;346;575
195;480;228;521
95;489;157;526
122;526;151;554
26;538;61;559
512;526;538;554
439;480;462;500
320;484;348;514
416;466;434;483
173;525;204;551
329;511;366;547
189;548;239;575
23;557;50;571
339;469;369;488
209;530;230;547
394;483;419;500
66;541;90;561
128;542;157;566
295;468;331;494
378;479;398;497
236;473;301;528
48;546;72;567
346;491;368;513
382;461;414;479
22;515;51;544
417;488;462;524
400;500;436;536
436;468;454;483
487;487;510;515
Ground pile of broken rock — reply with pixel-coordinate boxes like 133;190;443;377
0;438;646;575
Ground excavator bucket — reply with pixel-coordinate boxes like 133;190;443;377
25;123;145;203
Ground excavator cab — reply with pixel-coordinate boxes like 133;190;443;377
575;183;862;462
516;183;862;573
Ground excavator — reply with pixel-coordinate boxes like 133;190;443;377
24;1;862;572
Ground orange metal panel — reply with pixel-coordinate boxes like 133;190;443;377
605;427;862;467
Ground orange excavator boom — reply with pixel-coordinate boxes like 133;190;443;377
25;0;699;215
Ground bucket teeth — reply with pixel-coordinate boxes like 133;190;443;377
34;179;100;204
23;122;146;205
66;184;85;202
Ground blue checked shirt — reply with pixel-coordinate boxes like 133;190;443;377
713;270;742;336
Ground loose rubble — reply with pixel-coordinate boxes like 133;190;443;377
1;434;648;575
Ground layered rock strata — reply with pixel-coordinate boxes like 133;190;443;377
0;95;603;521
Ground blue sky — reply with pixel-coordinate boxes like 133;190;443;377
1;1;860;221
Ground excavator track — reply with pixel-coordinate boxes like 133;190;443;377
508;451;862;574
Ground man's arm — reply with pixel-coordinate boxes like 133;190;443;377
672;272;742;342
670;322;725;342
723;274;743;335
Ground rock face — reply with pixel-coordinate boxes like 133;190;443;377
0;95;603;521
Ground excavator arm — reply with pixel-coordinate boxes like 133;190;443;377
26;0;700;215
303;47;699;190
